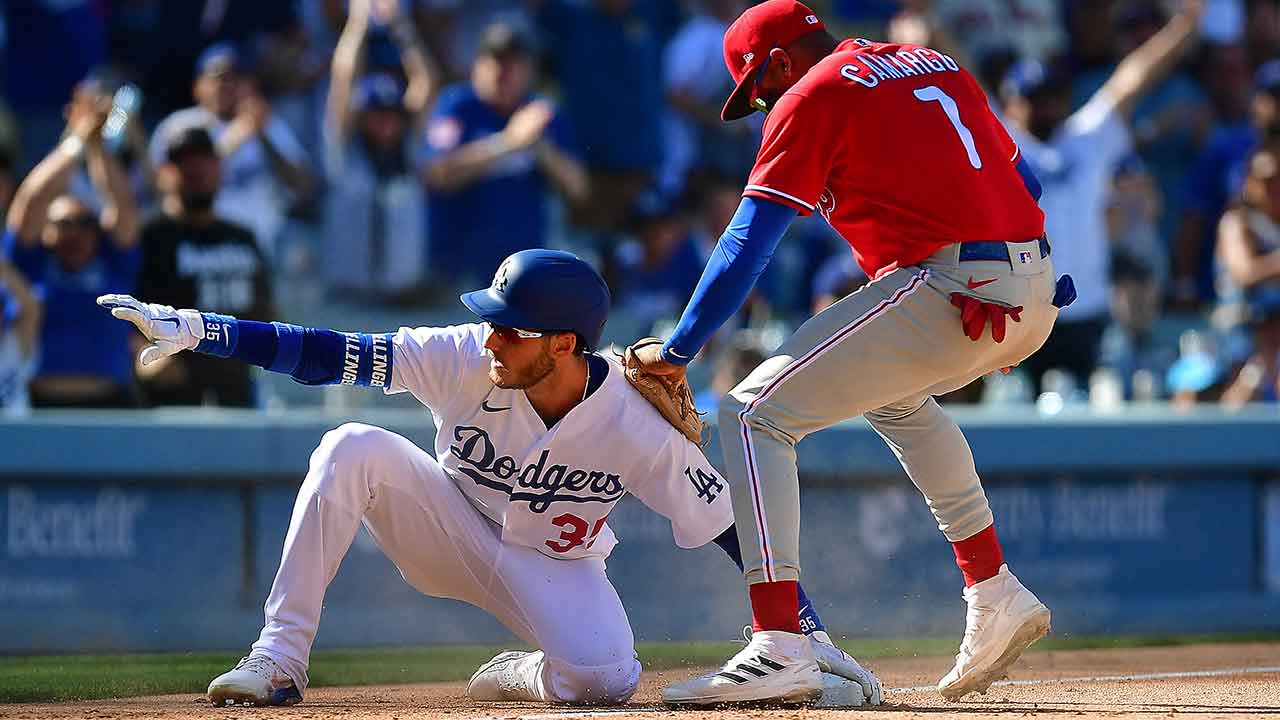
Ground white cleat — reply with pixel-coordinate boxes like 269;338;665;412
938;564;1051;701
810;630;883;706
207;654;302;707
662;630;822;706
467;650;543;702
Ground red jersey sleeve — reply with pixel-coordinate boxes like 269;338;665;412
744;91;845;216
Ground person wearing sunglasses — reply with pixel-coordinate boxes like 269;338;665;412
3;83;140;408
97;248;881;709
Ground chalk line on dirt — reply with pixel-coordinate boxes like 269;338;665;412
892;664;1280;693
501;665;1280;719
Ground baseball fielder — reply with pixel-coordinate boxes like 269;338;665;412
97;249;880;707
633;0;1078;706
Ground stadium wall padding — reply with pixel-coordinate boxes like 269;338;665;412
1;407;1277;652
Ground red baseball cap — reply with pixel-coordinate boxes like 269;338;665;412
721;0;826;122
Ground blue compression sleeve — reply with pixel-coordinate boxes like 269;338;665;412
194;315;394;388
711;526;826;635
1015;153;1042;202
662;196;796;364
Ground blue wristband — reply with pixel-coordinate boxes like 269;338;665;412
196;313;239;357
337;332;394;387
661;345;692;366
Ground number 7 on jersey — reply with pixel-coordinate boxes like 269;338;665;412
913;85;983;170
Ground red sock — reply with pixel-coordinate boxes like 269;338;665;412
749;581;801;633
952;524;1004;587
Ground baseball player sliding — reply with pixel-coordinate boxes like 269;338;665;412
97;249;880;708
631;0;1081;706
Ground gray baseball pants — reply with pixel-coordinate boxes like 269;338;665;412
720;240;1058;584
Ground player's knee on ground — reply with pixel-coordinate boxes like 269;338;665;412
543;656;640;705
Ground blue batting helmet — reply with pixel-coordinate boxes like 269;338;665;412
460;249;611;351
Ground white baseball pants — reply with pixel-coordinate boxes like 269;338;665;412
249;423;641;703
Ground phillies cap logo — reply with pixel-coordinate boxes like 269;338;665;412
743;51;754;63
493;258;513;292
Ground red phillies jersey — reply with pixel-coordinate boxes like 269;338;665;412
744;39;1045;277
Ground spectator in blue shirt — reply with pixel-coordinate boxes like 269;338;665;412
606;190;706;337
420;21;588;290
323;0;439;300
2;90;141;408
1173;53;1278;306
531;0;679;231
0;259;40;416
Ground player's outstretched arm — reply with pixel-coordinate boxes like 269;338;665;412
638;196;795;375
96;294;394;389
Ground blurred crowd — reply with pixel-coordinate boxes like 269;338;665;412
1;0;1279;415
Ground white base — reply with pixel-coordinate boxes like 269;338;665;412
813;673;870;708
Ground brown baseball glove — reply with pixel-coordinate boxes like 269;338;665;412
620;338;707;446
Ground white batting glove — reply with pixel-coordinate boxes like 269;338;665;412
97;294;205;367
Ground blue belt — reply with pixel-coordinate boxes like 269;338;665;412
953;236;1074;309
957;236;1051;264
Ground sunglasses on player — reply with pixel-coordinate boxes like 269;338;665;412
487;322;544;342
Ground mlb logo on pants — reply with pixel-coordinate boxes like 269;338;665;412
1018;251;1034;264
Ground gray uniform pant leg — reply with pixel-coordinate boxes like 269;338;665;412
719;244;1058;584
865;395;992;542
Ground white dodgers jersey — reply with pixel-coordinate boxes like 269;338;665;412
385;323;734;561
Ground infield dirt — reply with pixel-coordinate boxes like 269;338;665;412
3;642;1277;719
